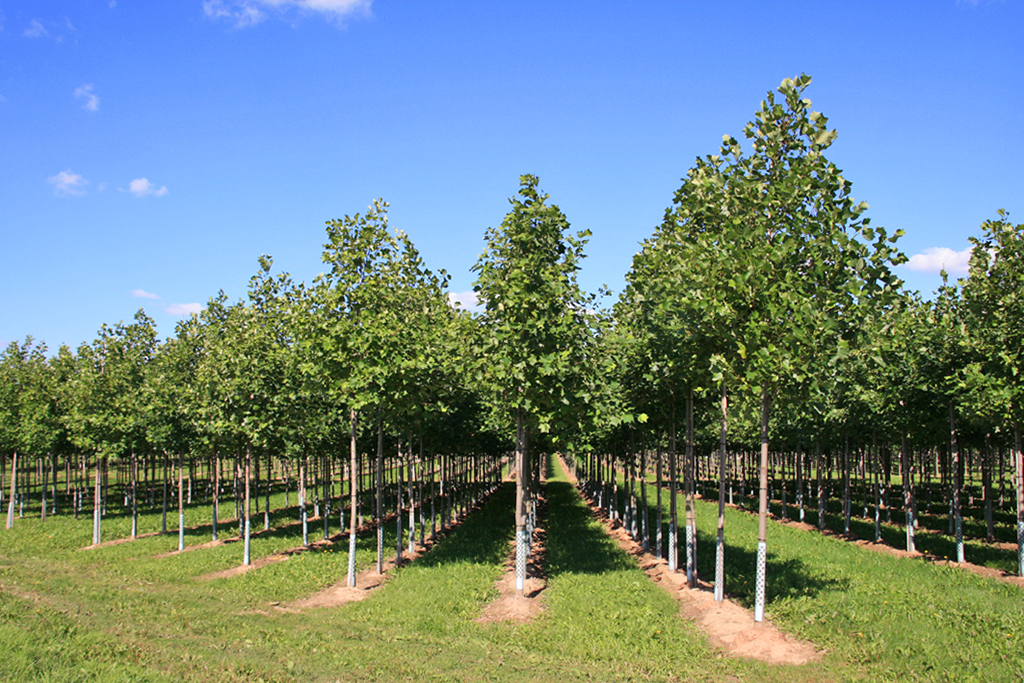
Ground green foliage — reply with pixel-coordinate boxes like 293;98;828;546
472;174;599;443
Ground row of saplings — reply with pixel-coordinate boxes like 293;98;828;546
2;446;505;586
565;433;1022;610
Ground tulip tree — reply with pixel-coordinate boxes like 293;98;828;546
963;212;1024;573
472;174;597;595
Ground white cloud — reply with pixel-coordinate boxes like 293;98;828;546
47;169;88;197
905;247;972;275
204;0;371;27
166;303;203;316
203;0;266;27
23;18;48;38
131;289;161;300
74;84;99;112
128;177;169;197
109;1;117;7
448;291;482;312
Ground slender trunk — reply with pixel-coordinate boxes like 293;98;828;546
300;455;308;547
92;455;101;545
796;443;804;522
515;408;528;596
376;419;384;574
754;388;770;623
715;383;728;603
178;451;185;552
685;387;697;588
408;435;416;554
40;454;48;522
984;435;994;543
347;409;358;587
1015;424;1023;576
130;451;137;538
950;404;964;563
161;451;168;534
6;452;16;530
901;434;915;552
212;451;219;541
669;402;678;573
243;445;251;565
843;436;851;533
655;449;663;561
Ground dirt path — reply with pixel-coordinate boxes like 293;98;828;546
275;543;429;611
246;488;503;610
79;530;164;550
565;460;821;666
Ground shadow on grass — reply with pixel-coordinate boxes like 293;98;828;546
414;483;516;569
545;479;640;577
614;479;849;607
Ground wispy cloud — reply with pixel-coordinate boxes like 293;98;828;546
74;84;99;112
203;0;372;28
905;247;972;275
47;170;88;197
448;291;482;312
131;289;161;300
128;177;169;197
166;303;203;316
23;18;48;38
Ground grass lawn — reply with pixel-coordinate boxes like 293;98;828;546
1;458;1023;681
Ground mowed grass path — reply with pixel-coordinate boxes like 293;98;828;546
2;458;1024;681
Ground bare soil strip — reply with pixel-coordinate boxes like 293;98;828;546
276;543;428;611
565;462;820;666
260;490;503;610
196;513;405;582
80;530;163;550
476;494;548;624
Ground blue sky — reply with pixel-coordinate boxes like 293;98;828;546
2;0;1022;350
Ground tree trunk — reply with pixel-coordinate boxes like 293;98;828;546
901;434;915;552
655;449;663;561
211;452;219;541
715;383;728;603
5;452;16;530
300;455;308;547
754;387;770;623
669;403;678;573
950;404;964;563
243;445;251;565
1015;424;1023;576
92;455;102;545
685;388;697;587
178;451;185;552
130;451;138;538
515;408;528;596
347;409;358;587
376;419;385;573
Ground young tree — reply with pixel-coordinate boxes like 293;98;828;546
963;212;1024;573
472;174;597;595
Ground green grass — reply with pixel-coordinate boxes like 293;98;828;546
3;462;1024;681
609;469;1024;682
